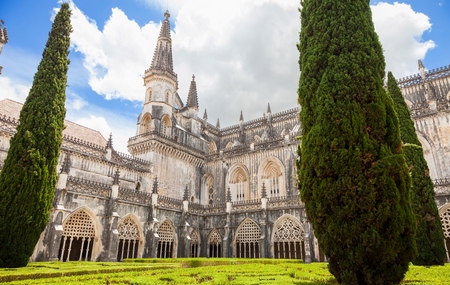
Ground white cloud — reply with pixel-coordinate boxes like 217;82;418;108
0;76;30;103
372;2;435;78
66;92;87;110
67;0;436;128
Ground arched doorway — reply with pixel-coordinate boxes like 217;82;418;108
58;210;95;261
272;215;305;260
117;217;140;261
157;221;176;258
208;229;222;257
235;219;260;258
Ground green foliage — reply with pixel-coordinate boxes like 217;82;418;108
297;1;416;284
0;260;449;284
0;3;71;268
387;72;446;265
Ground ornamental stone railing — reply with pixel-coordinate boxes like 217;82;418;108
62;134;106;157
0;114;18;133
66;176;110;198
232;199;261;212
117;187;152;205
267;195;302;209
434;178;450;196
203;203;227;215
157;195;183;212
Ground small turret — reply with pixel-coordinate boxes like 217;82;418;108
216;118;221;129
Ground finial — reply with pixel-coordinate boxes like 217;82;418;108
113;168;120;185
216;118;221;129
267;102;271;114
164;10;170;20
418;59;424;71
192;74;195;81
239;110;244;121
261;182;267;198
107;133;113;149
60;154;71;174
226;187;232;202
152;176;159;194
203;109;208;120
183;185;189;201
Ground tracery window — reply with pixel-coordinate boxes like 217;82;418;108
440;208;450;262
272;217;305;260
190;230;200;257
208;229;222;257
157;221;175;258
260;160;284;198
235;219;260;258
58;210;95;262
230;167;248;202
117;217;139;261
140;113;152;134
160;115;171;137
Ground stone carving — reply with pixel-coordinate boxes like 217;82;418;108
66;176;111;198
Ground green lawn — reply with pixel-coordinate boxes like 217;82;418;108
0;259;449;284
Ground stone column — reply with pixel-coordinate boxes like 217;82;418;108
48;210;64;261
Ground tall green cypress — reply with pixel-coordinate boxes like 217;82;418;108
0;3;71;268
297;1;416;284
387;71;446;265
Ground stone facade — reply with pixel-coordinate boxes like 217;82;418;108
0;11;450;262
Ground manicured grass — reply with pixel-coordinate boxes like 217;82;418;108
0;259;449;284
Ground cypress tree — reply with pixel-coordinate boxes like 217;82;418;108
0;3;71;268
297;1;416;284
387;71;446;265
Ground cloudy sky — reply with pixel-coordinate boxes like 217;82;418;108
0;0;448;152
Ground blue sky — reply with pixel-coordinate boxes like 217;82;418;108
0;0;448;152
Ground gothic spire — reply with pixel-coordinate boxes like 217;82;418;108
239;110;244;121
186;74;199;109
267;102;271;114
203;108;208;120
216;118;221;129
106;133;113;149
149;11;176;78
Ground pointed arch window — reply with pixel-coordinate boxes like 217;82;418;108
140;113;152;134
117;217;140;261
190;230;200;257
160;115;172;137
157;221;175;258
235;219;260;258
272;217;305;260
58;210;95;262
440;208;450;262
230;167;248;202
208;230;222;258
261;160;284;198
146;88;152;103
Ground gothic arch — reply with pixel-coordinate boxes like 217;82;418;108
58;207;100;262
234;218;261;258
208;229;222;257
209;140;217;154
417;132;439;179
227;163;250;201
140;112;152;135
271;214;305;260
160;114;172;137
190;229;200;257
439;204;450;261
117;214;144;260
258;157;286;198
202;173;215;205
157;219;177;258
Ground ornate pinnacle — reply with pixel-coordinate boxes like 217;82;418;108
261;182;267;198
113;168;120;185
267;102;271;114
107;133;113;149
239;110;244;122
216;118;220;129
226;186;232;202
183;185;189;201
164;10;170;20
60;154;71;174
152;176;159;194
203;108;208;120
